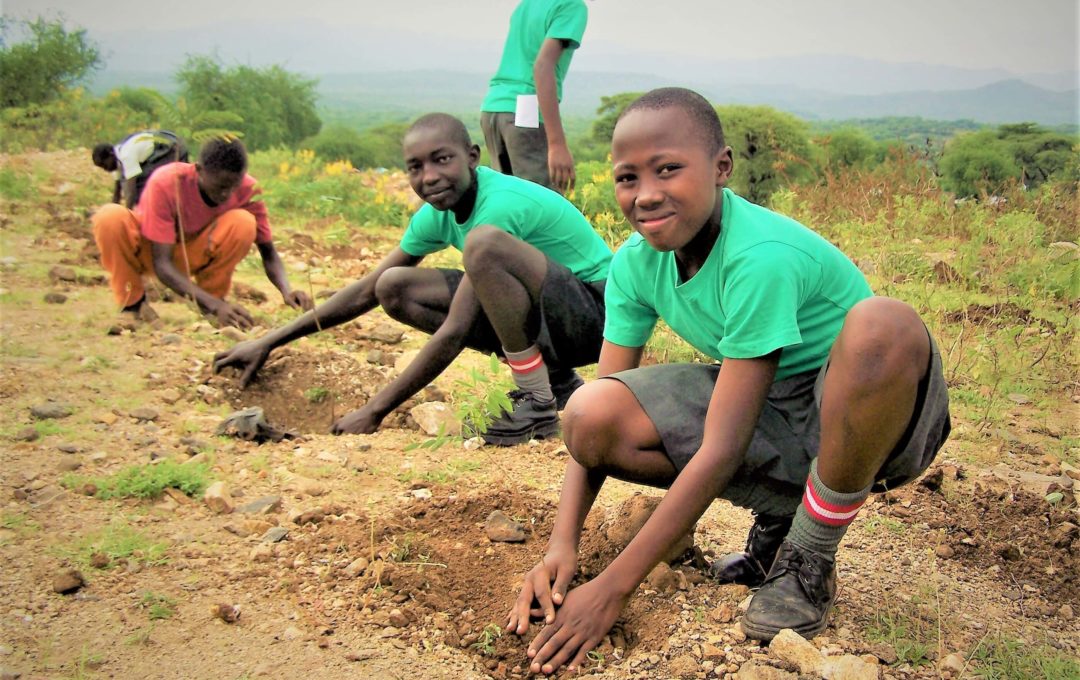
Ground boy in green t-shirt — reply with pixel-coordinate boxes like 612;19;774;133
213;113;611;445
506;89;951;674
481;0;587;193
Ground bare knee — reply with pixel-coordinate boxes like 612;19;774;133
373;267;413;319
563;380;632;469
461;225;511;273
835;297;930;387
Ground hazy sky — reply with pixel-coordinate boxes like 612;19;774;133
4;0;1078;75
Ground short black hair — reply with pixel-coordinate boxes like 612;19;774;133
620;87;725;155
91;143;115;168
406;113;473;150
198;137;248;174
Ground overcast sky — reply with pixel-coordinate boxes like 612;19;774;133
4;0;1078;75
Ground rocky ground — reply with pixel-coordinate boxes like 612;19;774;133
0;151;1077;680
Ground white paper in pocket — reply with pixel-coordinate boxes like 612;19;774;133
514;94;540;128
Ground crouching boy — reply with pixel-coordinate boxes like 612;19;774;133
507;88;950;674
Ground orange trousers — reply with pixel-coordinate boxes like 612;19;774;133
91;204;256;308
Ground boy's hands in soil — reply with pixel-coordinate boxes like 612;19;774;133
507;546;577;634
213;339;271;388
282;290;314;310
330;406;382;435
213;301;254;330
526;576;627;675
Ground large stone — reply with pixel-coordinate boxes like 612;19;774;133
361;323;405;345
736;662;797;680
52;568;84;594
286;477;327;497
822;655;880;680
409;401;460;437
988;463;1072;496
203;482;234;514
130;407;160;422
30;403;72;420
605;494;695;563
645;562;686;593
48;265;77;282
236;495;282;515
938;653;966;675
343;557;369;578
485;510;526;542
770;629;824;675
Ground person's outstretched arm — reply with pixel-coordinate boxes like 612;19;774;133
255;241;313;311
212;247;422;387
331;275;483;435
506;341;643;634
533;38;575;193
526;351;781;675
121;177;139;208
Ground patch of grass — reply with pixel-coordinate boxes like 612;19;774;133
0;165;33;200
123;625;155;646
1;510;39;540
397;458;484;485
68;645;104;680
303;386;330;403
248;453;270;473
79;355;114;373
58;520;169;570
863;515;907;535
969;634;1080;679
62;459;212;500
138;591;177;620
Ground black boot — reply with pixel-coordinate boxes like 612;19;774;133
741;541;837;642
549;368;585;410
708;513;793;587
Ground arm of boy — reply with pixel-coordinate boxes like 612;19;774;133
533;38;575;194
331;276;483;434
212;247;422;387
255;241;314;311
526;351;781;675
506;341;644;633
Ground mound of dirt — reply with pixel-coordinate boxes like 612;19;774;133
881;470;1078;602
284;487;734;679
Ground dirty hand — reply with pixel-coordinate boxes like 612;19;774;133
506;544;577;635
331;405;383;435
547;143;575;195
527;575;627;675
282;290;313;311
213;301;254;330
212;339;271;388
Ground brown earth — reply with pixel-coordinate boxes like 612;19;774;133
0;151;1077;680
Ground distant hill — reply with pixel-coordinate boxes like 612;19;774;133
90;70;1079;127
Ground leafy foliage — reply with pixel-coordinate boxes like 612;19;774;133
62;459;212;500
177;55;321;151
0;17;101;108
940;123;1078;196
717;104;816;204
306;121;409;169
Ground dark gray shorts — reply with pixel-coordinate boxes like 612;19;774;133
608;330;951;516
480;111;551;189
441;257;606;370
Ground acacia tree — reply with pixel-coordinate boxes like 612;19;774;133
716;105;814;204
0;17;102;108
176;56;321;151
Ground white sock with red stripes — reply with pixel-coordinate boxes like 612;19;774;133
504;345;554;403
787;458;871;561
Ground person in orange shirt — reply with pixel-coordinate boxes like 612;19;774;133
91;137;311;326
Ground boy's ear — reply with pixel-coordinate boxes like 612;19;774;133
714;146;734;187
468;143;481;168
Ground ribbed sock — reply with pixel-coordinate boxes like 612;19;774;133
787;458;871;561
504;345;553;402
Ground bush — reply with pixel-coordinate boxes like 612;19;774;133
0;16;101;108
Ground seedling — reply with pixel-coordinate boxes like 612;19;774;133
471;623;503;657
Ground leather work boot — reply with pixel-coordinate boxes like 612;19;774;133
481;391;560;446
709;513;793;587
741;541;837;642
549;368;585;410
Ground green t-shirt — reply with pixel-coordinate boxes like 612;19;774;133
481;0;588;114
604;189;873;380
399;167;611;283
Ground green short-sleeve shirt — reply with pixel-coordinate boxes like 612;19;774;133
604;189;873;380
481;0;588;114
399;167;611;283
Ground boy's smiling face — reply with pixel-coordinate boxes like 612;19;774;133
611;107;732;253
403;126;480;211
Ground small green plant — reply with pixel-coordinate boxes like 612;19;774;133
586;649;605;668
62;459;212;499
303;386;330;403
407;354;514;451
69;645;104;679
969;634;1080;680
139;591;176;620
248;453;269;473
471;623;503;657
123;625;155;646
58;520;169;570
863;515;907;535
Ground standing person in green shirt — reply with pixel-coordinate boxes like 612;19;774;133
213;113;611;445
481;0;587;194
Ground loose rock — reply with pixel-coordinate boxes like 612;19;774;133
12;427;38;442
822;654;880;680
485;510;526;542
30;403;72;420
48;265;77;282
409;401;461;437
130;407;160;422
203;482;234;514
770;629;824;675
736;662;797;680
236;495;282;515
52;568;84;594
606;494;694;563
261;527;289;543
213;603;241;623
43;292;67;304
